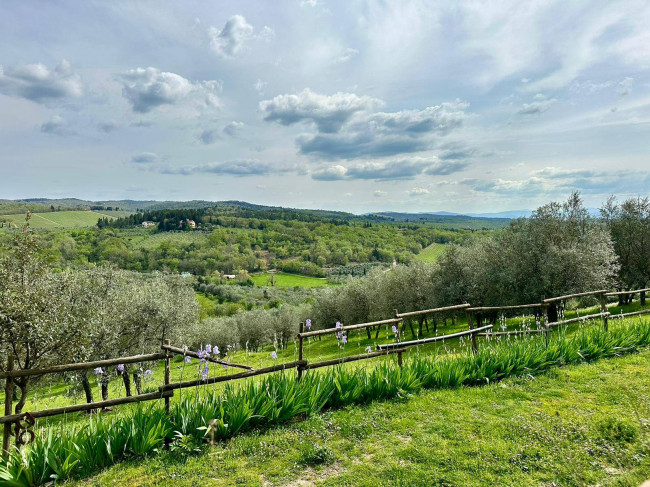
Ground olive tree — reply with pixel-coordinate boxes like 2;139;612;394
0;217;90;413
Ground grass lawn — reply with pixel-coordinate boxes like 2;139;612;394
0;211;114;229
69;346;650;487
250;272;334;288
414;243;446;263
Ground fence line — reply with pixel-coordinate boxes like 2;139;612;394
3;285;650;456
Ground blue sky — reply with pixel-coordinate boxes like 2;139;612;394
1;0;649;213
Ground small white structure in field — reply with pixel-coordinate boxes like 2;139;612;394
142;221;156;227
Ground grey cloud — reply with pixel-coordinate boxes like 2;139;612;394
131;152;158;164
373;190;387;198
40;116;76;136
119;67;221;113
260;89;382;133
424;160;470;175
199;129;222;144
160;159;303;177
0;60;83;103
223;121;244;136
295;100;469;159
97;121;119;133
617;77;634;96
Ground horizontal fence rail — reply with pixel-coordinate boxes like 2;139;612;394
543;290;608;303
0;391;173;425
0;353;167;380
378;325;493;351
161;343;253;371
395;303;471;318
548;312;610;328
467;303;547;312
605;288;650;297
298;317;402;339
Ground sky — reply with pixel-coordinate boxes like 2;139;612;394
1;0;649;214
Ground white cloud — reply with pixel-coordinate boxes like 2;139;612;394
159;159;304;177
223;121;244;136
0;60;83;103
373;190;387;198
517;98;557;115
119;67;221;113
335;48;359;64
208;15;272;58
407;187;430;196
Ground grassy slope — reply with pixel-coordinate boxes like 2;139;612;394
414;243;446;263
0;211;115;229
71;347;650;487
250;272;334;288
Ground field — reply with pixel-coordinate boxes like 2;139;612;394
414;242;446;262
250;272;334;288
70;345;650;486
0;210;114;229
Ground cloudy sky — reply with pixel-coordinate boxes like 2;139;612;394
1;1;649;213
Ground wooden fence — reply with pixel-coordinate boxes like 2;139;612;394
3;286;650;456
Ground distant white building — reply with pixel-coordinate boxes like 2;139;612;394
223;274;236;280
142;221;156;228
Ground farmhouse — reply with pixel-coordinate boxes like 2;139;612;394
186;219;196;229
141;221;155;227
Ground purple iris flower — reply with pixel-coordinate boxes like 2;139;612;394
335;321;342;329
392;325;398;334
341;335;348;345
205;344;212;354
184;356;192;364
116;364;125;372
365;346;372;353
93;367;103;375
144;369;153;377
305;319;312;329
201;365;209;380
271;351;278;360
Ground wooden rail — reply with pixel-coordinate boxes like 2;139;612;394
609;308;650;319
395;303;470;318
543;290;608;303
0;352;168;380
547;312;610;328
298;317;402;338
160;361;307;391
377;325;493;350
467;303;547;312
0;390;173;425
478;329;547;337
161;344;253;371
605;287;650;297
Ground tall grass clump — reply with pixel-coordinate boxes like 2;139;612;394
2;319;650;486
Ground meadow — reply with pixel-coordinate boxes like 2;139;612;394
249;272;334;288
0;211;114;229
414;242;446;262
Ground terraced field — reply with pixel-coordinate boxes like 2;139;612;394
414;242;446;262
0;210;115;229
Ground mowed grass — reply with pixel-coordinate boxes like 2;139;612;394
0;211;113;229
70;346;650;487
250;272;334;287
415;243;446;262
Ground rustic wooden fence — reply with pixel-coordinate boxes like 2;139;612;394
3;286;650;456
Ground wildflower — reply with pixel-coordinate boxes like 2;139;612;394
213;345;220;356
392;325;398;334
184;356;192;364
223;364;228;370
336;321;342;329
201;365;209;380
144;369;153;377
365;346;372;353
197;349;204;359
305;319;312;329
341;335;348;345
336;331;342;340
93;367;103;375
205;344;212;354
182;344;188;352
271;351;278;360
116;364;125;372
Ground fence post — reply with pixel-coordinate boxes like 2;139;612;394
163;340;171;414
542;300;550;347
466;311;478;354
397;351;403;368
297;322;304;380
2;355;14;458
599;294;608;331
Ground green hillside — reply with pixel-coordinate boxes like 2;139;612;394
414;242;446;262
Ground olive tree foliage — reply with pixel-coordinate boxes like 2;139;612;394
433;192;619;310
0;217;90;413
0;217;200;409
601;196;650;293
